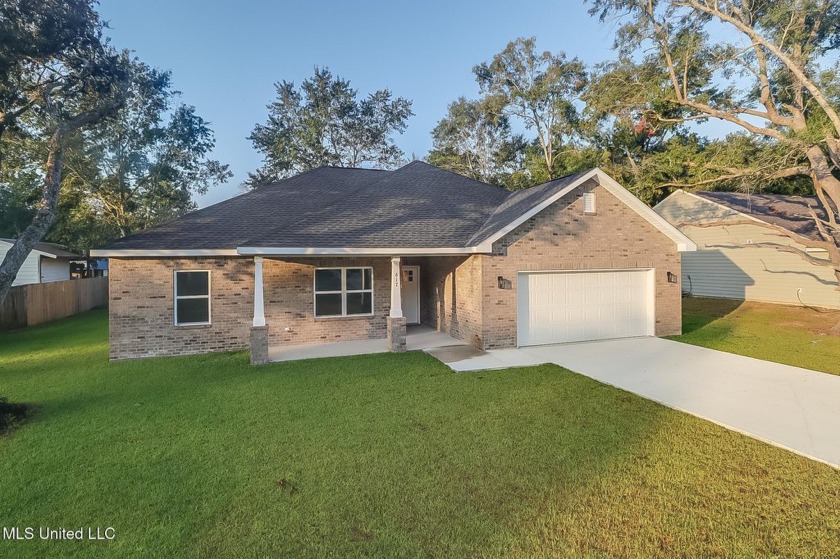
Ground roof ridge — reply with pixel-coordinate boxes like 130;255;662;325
238;167;397;248
695;190;817;199
317;165;391;172
407;159;512;194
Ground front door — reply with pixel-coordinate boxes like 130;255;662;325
401;266;420;325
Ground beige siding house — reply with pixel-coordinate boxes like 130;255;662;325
654;190;839;309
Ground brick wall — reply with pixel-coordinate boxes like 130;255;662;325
109;256;394;360
418;256;484;348
109;257;254;360
263;257;390;346
479;179;682;348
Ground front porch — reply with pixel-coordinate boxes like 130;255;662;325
246;254;473;364
267;324;466;362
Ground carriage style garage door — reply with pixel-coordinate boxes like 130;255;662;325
517;270;654;346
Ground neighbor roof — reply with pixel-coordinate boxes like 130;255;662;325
0;238;81;259
94;161;693;255
693;191;829;241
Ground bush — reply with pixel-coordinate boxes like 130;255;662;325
0;397;28;433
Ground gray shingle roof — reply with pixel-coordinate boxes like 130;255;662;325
243;161;510;248
102;167;390;250
99;161;594;251
694;191;829;241
1;238;81;258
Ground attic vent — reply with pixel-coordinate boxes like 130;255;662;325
583;191;596;214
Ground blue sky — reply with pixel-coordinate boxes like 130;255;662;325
98;1;621;207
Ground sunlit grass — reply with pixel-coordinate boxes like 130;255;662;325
1;310;838;558
672;297;840;375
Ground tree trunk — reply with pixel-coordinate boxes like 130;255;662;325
0;131;64;305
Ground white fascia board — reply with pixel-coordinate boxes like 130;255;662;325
89;249;239;257
237;246;487;257
476;168;697;253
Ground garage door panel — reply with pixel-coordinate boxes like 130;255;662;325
518;270;652;346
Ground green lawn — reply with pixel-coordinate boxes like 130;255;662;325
1;311;839;558
671;297;840;375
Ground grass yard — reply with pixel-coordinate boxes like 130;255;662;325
672;297;840;376
1;311;839;558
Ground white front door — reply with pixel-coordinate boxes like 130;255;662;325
517;270;654;346
401;266;420;324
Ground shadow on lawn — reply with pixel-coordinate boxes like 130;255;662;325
680;296;743;335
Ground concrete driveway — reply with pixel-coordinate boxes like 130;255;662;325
441;337;840;468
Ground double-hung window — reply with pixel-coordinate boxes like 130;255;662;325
314;267;373;317
174;270;211;325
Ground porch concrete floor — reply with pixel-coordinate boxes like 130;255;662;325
268;325;465;362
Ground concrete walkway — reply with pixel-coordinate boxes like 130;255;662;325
445;337;840;468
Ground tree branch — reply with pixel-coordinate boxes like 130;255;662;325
677;0;840;137
677;218;835;251
705;241;836;268
658;165;810;189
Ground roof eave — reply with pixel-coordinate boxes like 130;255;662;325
236;246;489;257
89;249;240;257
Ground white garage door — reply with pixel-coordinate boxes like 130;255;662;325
517;270;653;346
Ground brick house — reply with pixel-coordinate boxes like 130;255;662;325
92;161;695;363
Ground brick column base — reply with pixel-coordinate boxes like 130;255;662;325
250;325;269;365
386;317;407;353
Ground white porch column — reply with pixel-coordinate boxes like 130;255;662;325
252;256;266;327
389;256;403;318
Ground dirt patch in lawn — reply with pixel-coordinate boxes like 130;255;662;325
684;296;840;337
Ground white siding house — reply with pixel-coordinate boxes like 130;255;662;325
0;239;82;286
654;190;839;309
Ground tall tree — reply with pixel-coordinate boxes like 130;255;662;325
587;0;840;295
246;67;413;187
474;37;587;180
0;0;131;305
51;62;231;249
427;97;527;186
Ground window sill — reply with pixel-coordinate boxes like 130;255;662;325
583;212;597;216
314;314;375;321
175;323;212;329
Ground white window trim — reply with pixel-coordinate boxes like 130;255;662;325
313;267;374;318
174;270;212;326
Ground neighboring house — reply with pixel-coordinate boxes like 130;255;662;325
0;238;82;286
654;190;839;309
91;161;695;362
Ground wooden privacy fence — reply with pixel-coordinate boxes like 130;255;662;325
0;277;108;331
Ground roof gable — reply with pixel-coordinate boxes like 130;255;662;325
472;169;696;252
